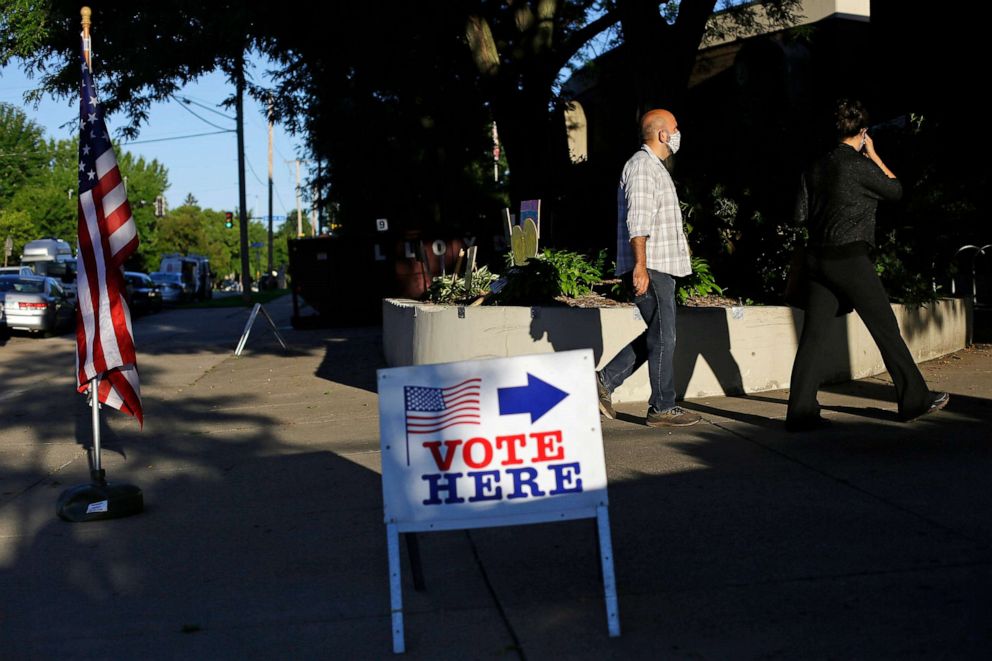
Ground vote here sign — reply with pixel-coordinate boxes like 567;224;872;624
378;349;608;532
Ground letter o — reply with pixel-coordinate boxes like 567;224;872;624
463;437;493;469
432;240;447;256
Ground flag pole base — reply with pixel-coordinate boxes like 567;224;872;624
56;479;143;522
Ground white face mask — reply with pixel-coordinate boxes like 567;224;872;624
666;130;682;154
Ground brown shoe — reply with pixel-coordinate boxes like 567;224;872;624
596;373;615;420
646;406;701;427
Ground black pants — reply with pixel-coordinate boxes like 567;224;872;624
787;248;930;422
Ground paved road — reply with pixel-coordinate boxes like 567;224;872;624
1;298;989;659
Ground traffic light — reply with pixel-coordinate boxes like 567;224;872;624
224;211;234;229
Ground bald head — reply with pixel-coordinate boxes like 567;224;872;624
641;109;677;142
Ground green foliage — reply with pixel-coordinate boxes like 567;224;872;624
117;151;169;270
492;248;605;306
0;208;35;261
426;266;498;304
677;257;725;305
873;231;940;307
539;248;604;298
0;104;169;272
150;203;292;281
0;103;48;203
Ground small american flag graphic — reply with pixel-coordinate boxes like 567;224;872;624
404;378;482;434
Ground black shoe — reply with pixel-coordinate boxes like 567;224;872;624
902;392;950;421
596;372;615;420
785;416;832;432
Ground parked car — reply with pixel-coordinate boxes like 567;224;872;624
0;274;75;334
0;266;34;276
149;271;186;304
19;238;77;305
124;271;163;315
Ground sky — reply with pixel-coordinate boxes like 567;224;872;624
0;56;314;227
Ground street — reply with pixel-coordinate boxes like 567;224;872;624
1;297;990;659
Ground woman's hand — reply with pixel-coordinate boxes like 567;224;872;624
863;131;877;158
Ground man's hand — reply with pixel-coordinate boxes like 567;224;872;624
632;264;649;297
630;236;649;296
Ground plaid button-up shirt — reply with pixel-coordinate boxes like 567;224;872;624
615;145;692;277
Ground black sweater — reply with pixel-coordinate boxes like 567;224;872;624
796;144;903;248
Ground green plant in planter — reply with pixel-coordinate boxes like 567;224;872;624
607;256;724;305
492;248;605;305
677;256;724;304
426;266;498;304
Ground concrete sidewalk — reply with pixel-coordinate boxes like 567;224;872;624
1;296;989;659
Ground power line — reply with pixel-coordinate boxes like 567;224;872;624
245;158;266;187
121;129;233;145
174;95;235;121
169;94;233;131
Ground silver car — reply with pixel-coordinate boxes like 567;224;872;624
0;275;75;334
149;271;186;304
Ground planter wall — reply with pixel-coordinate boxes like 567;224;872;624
383;298;970;404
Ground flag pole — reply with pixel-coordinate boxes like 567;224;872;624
81;6;104;485
57;6;143;521
91;376;104;482
81;6;92;69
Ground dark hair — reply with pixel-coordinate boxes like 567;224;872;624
834;98;869;139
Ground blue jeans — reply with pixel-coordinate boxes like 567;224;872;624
600;269;677;413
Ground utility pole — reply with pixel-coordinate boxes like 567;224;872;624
294;159;302;237
316;160;323;234
267;98;274;276
235;50;251;299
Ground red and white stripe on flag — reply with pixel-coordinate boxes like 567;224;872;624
74;38;143;427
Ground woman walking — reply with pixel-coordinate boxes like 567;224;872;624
787;99;948;431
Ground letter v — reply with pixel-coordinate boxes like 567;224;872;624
422;440;463;470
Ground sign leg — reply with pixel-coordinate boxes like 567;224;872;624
596;505;621;637
235;304;262;356
387;523;406;653
258;304;289;350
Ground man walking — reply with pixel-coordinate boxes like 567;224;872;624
597;109;701;427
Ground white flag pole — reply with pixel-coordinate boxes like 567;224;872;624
90;376;104;481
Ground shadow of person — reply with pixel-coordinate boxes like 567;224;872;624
528;306;605;365
674;307;745;400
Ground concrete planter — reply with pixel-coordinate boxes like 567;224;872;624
382;298;970;403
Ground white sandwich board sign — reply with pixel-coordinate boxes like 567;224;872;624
377;349;620;653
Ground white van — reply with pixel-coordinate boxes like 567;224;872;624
158;253;212;300
20;239;77;303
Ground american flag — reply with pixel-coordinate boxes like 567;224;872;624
404;378;482;435
74;38;143;426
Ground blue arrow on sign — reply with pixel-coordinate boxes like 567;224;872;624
497;373;569;423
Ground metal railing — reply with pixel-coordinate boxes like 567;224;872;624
951;244;991;305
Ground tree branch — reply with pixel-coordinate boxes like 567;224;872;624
554;8;621;72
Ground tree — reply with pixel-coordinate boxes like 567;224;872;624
1;1;801;239
117;151;169;270
464;1;615;205
0;102;48;203
0;208;35;262
617;0;801;116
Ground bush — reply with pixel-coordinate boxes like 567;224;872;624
426;266;498;304
492;248;606;306
677;257;725;304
